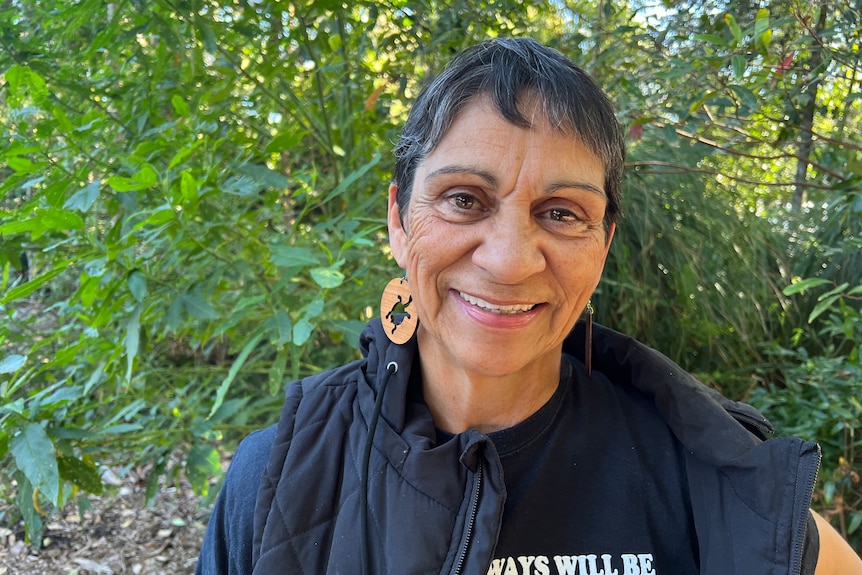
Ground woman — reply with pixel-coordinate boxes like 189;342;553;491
197;37;861;575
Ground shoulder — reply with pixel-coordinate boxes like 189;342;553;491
812;511;862;574
221;425;277;524
277;359;366;429
231;425;277;476
195;425;277;575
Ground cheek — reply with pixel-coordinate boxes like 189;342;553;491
555;243;607;294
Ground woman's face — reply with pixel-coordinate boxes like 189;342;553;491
388;96;615;379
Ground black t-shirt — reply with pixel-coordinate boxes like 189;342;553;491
485;355;700;575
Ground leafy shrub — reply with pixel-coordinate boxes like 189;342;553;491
750;280;862;551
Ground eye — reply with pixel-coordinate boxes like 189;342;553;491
450;192;477;210
543;207;584;223
549;208;578;222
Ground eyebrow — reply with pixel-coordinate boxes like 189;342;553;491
425;164;606;198
425;165;498;189
546;180;607;198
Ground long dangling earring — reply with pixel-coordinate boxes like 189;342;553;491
380;277;418;344
584;301;594;376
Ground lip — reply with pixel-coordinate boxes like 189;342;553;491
452;289;544;328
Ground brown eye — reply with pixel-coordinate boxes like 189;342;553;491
549;208;576;222
451;193;476;210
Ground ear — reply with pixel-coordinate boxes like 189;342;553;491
387;183;408;269
601;222;616;265
594;222;616;284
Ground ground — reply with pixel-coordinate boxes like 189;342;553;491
0;465;212;575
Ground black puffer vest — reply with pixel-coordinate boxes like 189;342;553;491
252;320;820;575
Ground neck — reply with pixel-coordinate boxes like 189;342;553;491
419;352;562;435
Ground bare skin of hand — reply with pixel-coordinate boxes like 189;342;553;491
813;510;862;574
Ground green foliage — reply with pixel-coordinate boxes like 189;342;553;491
750;280;862;549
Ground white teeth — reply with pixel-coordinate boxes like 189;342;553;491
459;292;536;315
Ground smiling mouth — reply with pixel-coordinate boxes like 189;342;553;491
458;291;538;315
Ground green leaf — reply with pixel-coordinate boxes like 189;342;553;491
694;34;729;48
171;94;191;117
208;331;265;419
208;397;250;424
15;474;43;545
237;163;291;189
99;423;144;435
264;131;307;154
1;399;26;416
724;13;742;44
144;206;175;226
332;319;367;349
168;140;201;170
125;303;143;383
52;105;74;132
167;297;183;332
180;170;199;204
40;207;85;231
292;318;315;347
310;266;345;289
77;275;100;307
783;278;830;295
10;423;59;502
47;427;99;441
0;217;44;236
5;64;28;98
808;294;840;323
57;454;103;495
128;270;148;302
0;262;71;304
7;156;40;174
817;282;849;301
291;299;324;346
268;347;289;395
196;20;218;52
107;165;158;192
269;310;292;345
729;85;759;112
181;294;219;320
270;245;318;268
731;55;746;80
0;354;27;374
323;152;381;203
186;444;220;497
754;8;771;53
757;29;772;55
63;181;101;213
39;384;84;409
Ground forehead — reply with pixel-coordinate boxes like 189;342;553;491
420;96;603;178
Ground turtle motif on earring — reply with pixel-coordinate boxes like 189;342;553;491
380;277;418;344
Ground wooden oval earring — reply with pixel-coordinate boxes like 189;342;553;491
380;277;418;344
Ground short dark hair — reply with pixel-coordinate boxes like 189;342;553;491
392;37;625;234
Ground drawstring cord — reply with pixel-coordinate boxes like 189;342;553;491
360;360;399;575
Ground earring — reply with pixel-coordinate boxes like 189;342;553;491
380;277;418;344
584;301;594;376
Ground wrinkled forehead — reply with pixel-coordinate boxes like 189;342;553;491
424;91;598;167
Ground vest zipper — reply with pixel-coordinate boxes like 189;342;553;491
452;458;483;575
792;445;821;575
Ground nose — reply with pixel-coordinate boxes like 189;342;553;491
471;213;546;283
